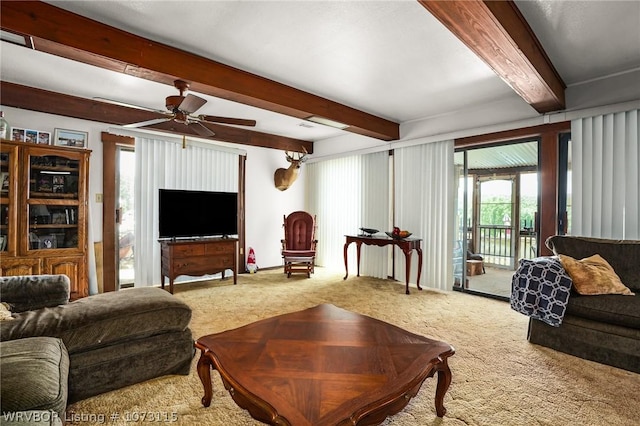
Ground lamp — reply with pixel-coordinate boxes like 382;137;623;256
30;205;50;224
306;116;349;130
0;29;33;48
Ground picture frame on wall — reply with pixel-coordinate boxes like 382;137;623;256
25;129;38;143
37;131;51;145
54;128;88;148
11;127;25;142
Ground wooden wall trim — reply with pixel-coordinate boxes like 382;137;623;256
101;132;134;292
455;122;570;148
539;133;558;256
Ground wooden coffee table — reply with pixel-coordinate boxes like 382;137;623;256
195;304;455;425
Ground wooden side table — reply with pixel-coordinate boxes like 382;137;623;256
466;259;484;276
343;234;422;294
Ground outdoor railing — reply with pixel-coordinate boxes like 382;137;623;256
476;225;537;268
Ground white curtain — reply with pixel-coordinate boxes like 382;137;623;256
134;137;240;287
571;109;639;239
306;151;389;278
394;140;455;291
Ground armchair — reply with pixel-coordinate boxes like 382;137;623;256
281;211;317;278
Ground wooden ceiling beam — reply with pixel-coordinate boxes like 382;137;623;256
1;1;399;141
419;0;565;113
0;82;313;153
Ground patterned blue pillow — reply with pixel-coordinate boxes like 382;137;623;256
510;257;573;327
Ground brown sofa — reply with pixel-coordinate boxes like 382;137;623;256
527;236;640;373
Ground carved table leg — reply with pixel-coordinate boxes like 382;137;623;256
434;357;452;417
416;247;423;291
355;241;362;277
403;248;412;294
197;351;213;407
343;242;350;280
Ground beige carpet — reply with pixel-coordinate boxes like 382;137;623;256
67;268;639;425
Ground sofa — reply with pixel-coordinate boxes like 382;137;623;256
527;236;640;373
1;336;69;425
1;274;195;416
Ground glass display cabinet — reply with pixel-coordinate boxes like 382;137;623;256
0;140;90;299
0;143;18;256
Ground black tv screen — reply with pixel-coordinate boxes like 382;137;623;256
159;189;238;239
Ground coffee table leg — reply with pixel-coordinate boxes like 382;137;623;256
197;351;213;407
434;358;452;417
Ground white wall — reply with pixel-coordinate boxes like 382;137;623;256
1;106;306;273
243;145;306;269
312;72;640;159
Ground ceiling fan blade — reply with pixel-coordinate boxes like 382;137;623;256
94;97;166;114
123;117;172;128
198;115;257;127
190;122;216;137
179;94;207;114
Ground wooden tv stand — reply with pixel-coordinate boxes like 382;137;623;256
160;237;238;294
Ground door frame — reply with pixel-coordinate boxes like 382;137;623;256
101;132;247;292
455;121;570;257
101;132;134;292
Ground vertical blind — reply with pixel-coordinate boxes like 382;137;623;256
394;140;455;291
134;137;239;287
307;142;454;289
571;109;639;239
306;151;389;278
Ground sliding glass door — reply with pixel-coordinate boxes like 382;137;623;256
117;147;135;289
453;140;540;299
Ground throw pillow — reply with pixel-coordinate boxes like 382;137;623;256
0;302;13;321
558;254;634;295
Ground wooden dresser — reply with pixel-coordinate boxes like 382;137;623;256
160;238;238;294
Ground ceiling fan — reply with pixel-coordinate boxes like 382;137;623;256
96;79;257;137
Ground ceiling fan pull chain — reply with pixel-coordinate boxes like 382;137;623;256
182;135;187;149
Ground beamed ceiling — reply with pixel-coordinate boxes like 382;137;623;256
0;1;638;152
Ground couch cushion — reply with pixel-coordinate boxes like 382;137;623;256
546;236;640;292
559;254;634;295
0;275;70;313
0;287;191;354
0;337;69;421
566;293;640;329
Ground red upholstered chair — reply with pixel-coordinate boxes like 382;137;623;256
281;211;317;278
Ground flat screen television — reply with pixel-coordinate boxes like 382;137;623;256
159;189;238;239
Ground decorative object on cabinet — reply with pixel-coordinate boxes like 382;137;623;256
10;127;25;141
0;140;91;300
37;131;51;145
54;128;88;148
0;172;8;191
24;129;38;143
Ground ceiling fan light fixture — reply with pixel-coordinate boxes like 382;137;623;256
306;116;349;130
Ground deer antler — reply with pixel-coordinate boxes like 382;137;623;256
285;149;309;163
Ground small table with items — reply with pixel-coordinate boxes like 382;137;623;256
343;234;423;294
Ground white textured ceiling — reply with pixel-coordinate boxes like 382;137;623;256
1;0;639;144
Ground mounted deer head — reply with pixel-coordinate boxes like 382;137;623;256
274;148;308;191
